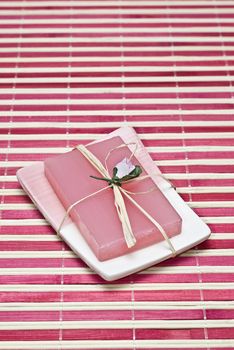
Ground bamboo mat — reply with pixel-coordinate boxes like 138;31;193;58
0;0;234;349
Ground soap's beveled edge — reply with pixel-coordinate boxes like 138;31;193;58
16;126;211;281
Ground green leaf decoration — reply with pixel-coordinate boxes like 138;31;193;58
112;167;118;178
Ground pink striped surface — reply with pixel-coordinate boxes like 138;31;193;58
0;0;234;349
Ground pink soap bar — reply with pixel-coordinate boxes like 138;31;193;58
45;136;182;261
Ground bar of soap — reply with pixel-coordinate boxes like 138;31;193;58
44;136;182;261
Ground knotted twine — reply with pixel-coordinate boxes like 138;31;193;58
57;143;177;256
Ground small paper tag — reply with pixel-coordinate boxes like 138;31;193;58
115;158;135;179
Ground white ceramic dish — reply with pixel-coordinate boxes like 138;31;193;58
17;127;211;281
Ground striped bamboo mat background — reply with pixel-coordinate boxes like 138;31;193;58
0;0;234;349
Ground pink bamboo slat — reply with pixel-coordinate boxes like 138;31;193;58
0;0;234;348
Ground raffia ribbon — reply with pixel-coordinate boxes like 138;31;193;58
57;143;177;256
